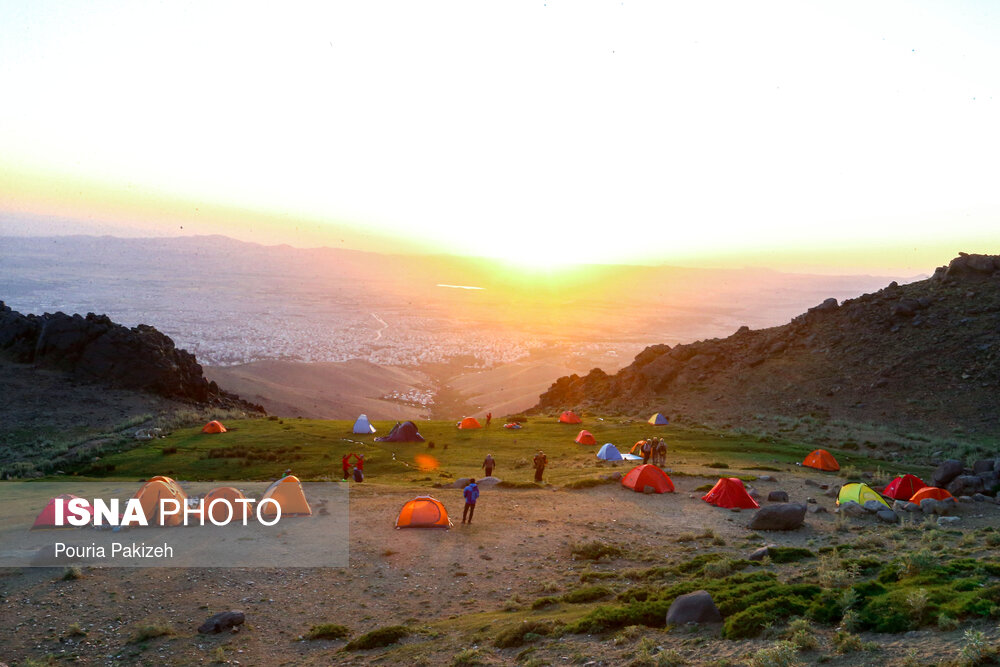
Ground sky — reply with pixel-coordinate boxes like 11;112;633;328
1;1;998;272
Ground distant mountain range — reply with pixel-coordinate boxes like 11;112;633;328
534;253;1000;441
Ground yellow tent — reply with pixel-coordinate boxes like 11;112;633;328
837;483;890;509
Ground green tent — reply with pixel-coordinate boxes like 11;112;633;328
838;482;890;509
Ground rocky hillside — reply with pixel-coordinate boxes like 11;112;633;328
0;301;262;412
534;253;1000;440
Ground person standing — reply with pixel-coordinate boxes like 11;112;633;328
341;454;352;480
641;439;652;465
533;450;547;483
482;453;496;477
462;478;479;524
486;412;492;427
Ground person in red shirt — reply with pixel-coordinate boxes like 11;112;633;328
341;454;352;480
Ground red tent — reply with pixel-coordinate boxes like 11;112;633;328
575;430;597;445
32;494;93;529
702;478;759;509
802;449;839;471
910;487;954;504
621;465;674;493
559;411;582;424
883;474;927;501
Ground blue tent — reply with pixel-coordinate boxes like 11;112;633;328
648;413;669;426
352;414;376;434
596;443;623;461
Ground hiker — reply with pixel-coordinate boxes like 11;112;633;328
486;412;492;427
640;439;652;464
353;465;364;482
341;454;351;480
462;478;479;524
352;453;365;473
533;450;547;482
482;453;496;477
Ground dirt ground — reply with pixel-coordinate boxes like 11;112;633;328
2;469;999;666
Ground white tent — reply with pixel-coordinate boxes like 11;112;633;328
352;414;376;434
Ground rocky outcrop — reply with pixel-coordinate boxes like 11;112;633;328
533;254;1000;438
0;302;262;412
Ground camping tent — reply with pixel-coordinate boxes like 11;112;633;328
458;417;482;429
396;496;451;529
259;475;312;518
202;420;227;434
702;478;759;509
201;486;250;523
375;421;425;442
838;483;890;509
621;465;675;493
575;430;597;445
127;477;187;526
629;440;647;455
352;414;376;434
883;474;927;501
910;487;954;504
803;449;839;471
503;422;522;429
559;411;582;424
596;443;623;461
32;494;93;529
648;413;669;426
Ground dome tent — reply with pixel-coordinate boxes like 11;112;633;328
352;414;376;434
596;443;623;461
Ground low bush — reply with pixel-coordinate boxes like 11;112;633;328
493;620;562;648
562;585;613;604
304;623;350;640
343;625;409;651
571;541;623;561
766;548;814;564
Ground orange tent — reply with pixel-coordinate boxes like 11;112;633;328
259;475;312;518
883;474;927;501
629;440;647;455
202;486;250;524
458;417;482;429
910;487;954;504
396;496;451;529
202;420;227;434
702;478;759;509
621;465;674;493
802;449;839;471
575;430;597;445
126;477;187;526
559;411;582;424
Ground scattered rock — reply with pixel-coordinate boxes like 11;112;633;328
903;501;921;512
876;510;899;524
958;495;974;504
973;459;998;475
198;611;245;634
973;493;991;502
804;479;821;488
841;501;867;517
747;546;773;561
758;475;777;482
947;475;985;497
806;497;817;504
666;590;723;625
824;486;841;498
767;490;789;502
937;516;961;526
477;476;502;487
919;499;940;515
748;503;807;531
807;505;827;514
863;500;886;513
932;460;965;487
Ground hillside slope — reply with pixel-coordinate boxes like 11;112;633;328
534;253;1000;439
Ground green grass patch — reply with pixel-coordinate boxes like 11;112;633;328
303;623;351;640
571;541;623;561
766;547;815;564
493;620;563;648
343;625;409;651
561;585;613;604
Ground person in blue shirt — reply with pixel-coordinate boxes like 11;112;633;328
462;478;480;524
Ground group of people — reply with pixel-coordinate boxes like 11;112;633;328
341;452;365;482
640;437;668;466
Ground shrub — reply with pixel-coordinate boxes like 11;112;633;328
531;596;560;610
493;620;562;648
131;622;175;642
747;641;800;667
706;462;730;469
785;618;818;651
304;624;350;640
767;548;815;564
571;541;623;561
723;595;812;639
704;559;750;579
451;648;486;666
957;629;995;667
343;625;409;651
62;566;83;581
562;585;613;604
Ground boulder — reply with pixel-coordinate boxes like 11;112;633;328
932;460;965;487
973;459;998;475
903;502;921;512
947;475;984;497
919;499;940;515
767;491;789;502
748;546;773;561
477;476;502;487
824;486;841;498
759;475;777;482
863;500;887;513
958;496;974;504
452;477;473;489
973;493;991;502
666;590;723;625
198;611;245;634
841;501;868;517
748;503;807;531
876;510;899;524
